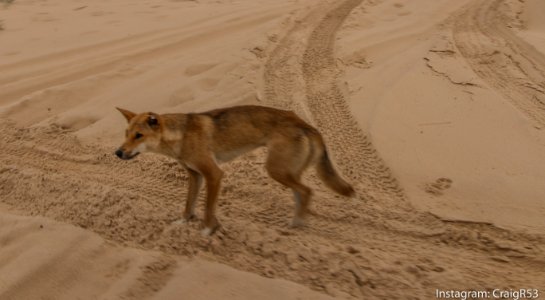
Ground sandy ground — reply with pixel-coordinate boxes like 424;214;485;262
1;0;545;299
0;207;334;300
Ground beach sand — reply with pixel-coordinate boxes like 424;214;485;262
1;0;544;298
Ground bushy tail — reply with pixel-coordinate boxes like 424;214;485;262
316;149;355;197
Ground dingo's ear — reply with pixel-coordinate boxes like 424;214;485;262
147;114;159;128
116;107;136;122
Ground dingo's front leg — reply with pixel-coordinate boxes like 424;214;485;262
183;167;202;221
200;163;223;236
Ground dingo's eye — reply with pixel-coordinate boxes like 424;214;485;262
135;132;143;139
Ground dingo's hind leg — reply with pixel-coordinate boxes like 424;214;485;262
266;138;313;227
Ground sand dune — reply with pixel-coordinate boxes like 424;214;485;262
0;210;334;300
1;0;545;299
339;0;545;233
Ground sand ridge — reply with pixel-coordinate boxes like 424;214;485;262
338;0;545;233
0;211;335;300
1;0;545;299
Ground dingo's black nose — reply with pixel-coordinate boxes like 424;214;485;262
115;149;123;158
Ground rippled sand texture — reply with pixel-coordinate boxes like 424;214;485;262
1;0;544;299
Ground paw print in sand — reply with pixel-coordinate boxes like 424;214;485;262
424;177;453;196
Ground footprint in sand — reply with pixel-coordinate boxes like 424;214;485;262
424;177;453;196
184;63;217;77
393;3;411;16
54;114;100;131
196;77;220;92
32;14;58;23
91;11;114;17
168;86;195;107
3;51;20;57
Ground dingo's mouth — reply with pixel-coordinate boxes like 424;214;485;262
115;149;140;160
123;152;140;160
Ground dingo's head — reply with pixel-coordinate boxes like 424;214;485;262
115;108;162;160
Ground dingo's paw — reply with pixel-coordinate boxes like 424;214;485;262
172;215;195;226
172;213;197;226
201;227;213;236
200;220;220;236
290;217;306;228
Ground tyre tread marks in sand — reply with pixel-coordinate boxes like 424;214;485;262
5;108;544;299
0;125;184;208
0;124;188;242
452;0;545;126
3;1;545;298
265;0;404;199
303;0;402;198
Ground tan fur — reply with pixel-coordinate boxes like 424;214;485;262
115;105;354;235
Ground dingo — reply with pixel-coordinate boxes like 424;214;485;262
115;105;354;235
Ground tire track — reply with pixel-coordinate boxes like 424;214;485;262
0;121;401;298
0;125;186;205
452;0;545;126
5;121;544;299
121;255;177;300
2;1;545;298
264;0;404;200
